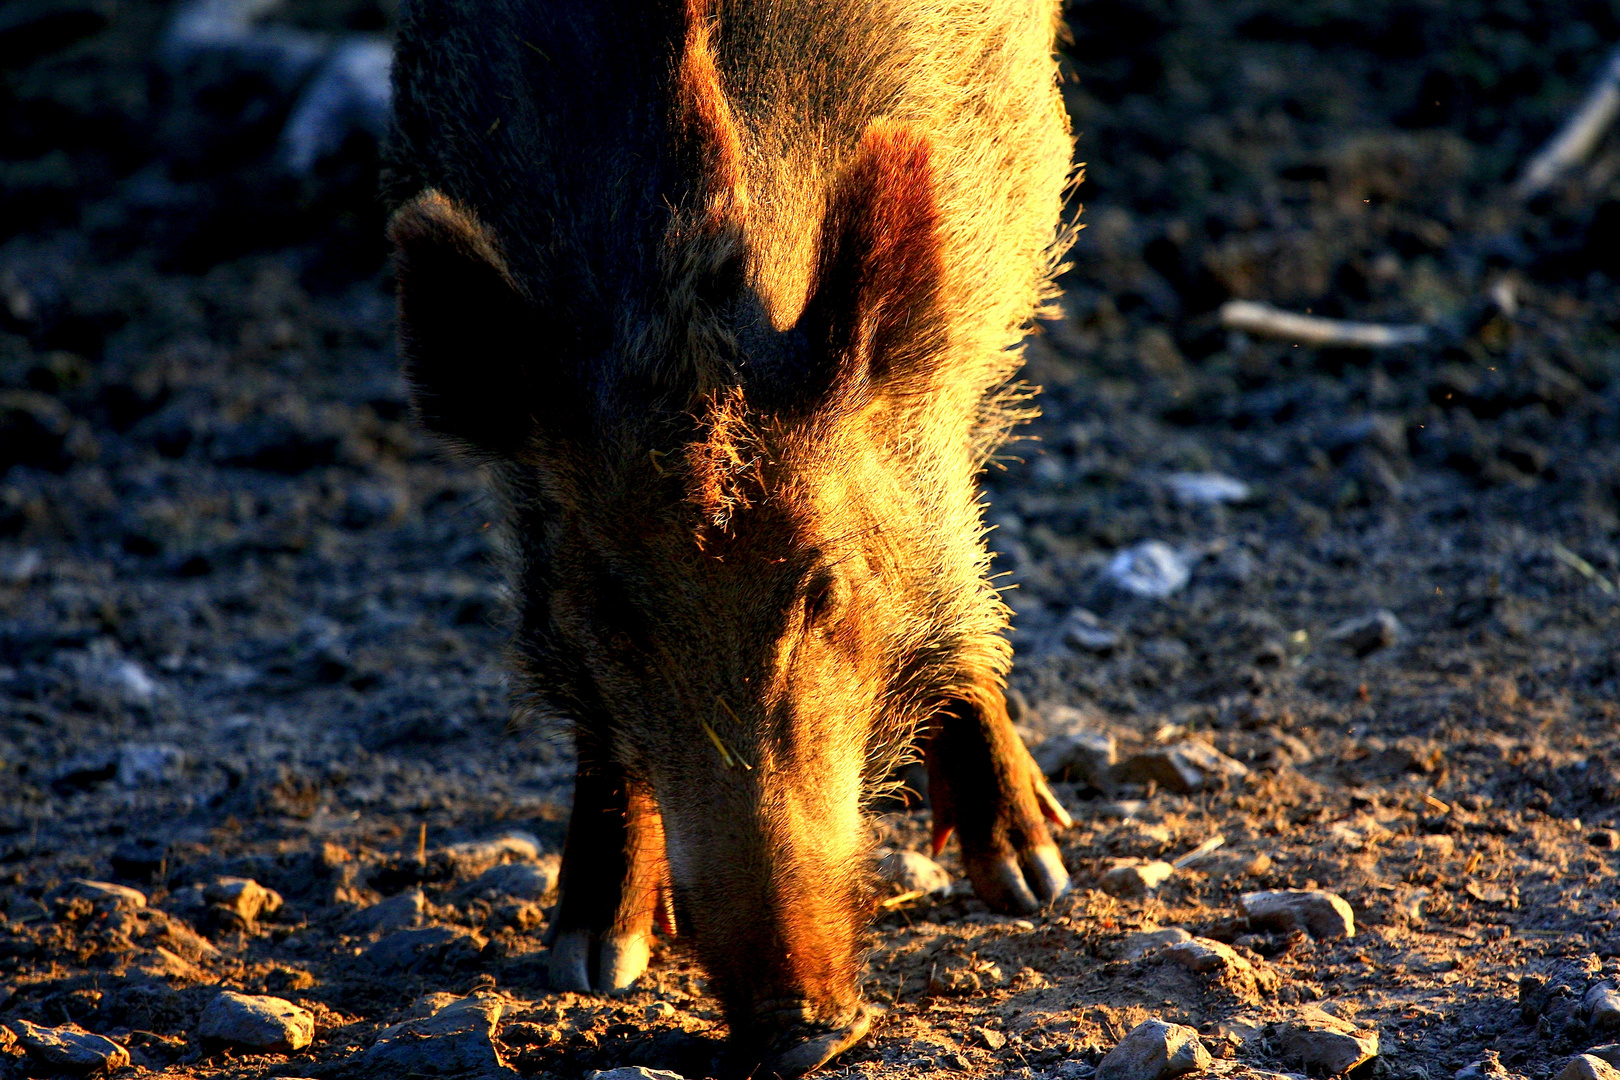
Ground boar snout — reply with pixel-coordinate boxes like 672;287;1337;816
654;762;874;1077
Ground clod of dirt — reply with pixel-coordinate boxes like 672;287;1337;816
53;878;146;914
1120;926;1193;961
1327;609;1403;656
1163;937;1250;976
1164;471;1251;506
1119;741;1249;793
204;876;283;927
1239;889;1355;940
1587;984;1620;1033
4;1018;130;1075
1270;1015;1379;1076
1096;1018;1211;1080
458;858;559;902
1060;607;1122;653
1560;1056;1620;1080
439;831;543;876
1455;1050;1524;1079
345;889;426;935
1101;859;1174;898
360;925;483;975
1589;830;1620;851
197;990;314;1053
353;992;508;1078
878;849;953;898
1034;728;1117;787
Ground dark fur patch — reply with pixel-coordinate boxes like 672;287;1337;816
388;191;547;455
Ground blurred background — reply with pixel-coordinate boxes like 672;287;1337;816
1;0;1619;1076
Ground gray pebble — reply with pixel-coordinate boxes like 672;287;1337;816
355;992;506;1078
459;857;560;902
1099;861;1174;899
1240;888;1356;940
198;991;313;1053
1095;1018;1210;1080
1120;927;1192;961
1588;983;1620;1032
5;1018;131;1074
1105;541;1190;599
877;850;952;898
1118;740;1248;793
361;925;482;975
1328;608;1402;656
347;889;426;935
1274;1020;1378;1075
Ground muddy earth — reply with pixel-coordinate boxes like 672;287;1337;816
3;1;1620;1077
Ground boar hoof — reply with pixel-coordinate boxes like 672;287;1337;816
547;928;651;994
757;1004;875;1080
598;932;651;993
968;843;1069;915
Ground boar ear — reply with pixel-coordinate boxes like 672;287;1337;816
796;122;945;411
388;190;543;455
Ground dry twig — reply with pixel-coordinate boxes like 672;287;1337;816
1220;300;1429;349
1515;45;1620;199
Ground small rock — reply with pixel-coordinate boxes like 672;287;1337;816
1274;1021;1378;1075
116;741;184;785
440;831;543;876
1328;609;1402;656
6;1019;129;1075
110;838;168;882
459;858;560;902
56;878;147;913
1096;1018;1211;1080
205;877;283;925
1456;1050;1526;1079
1105;541;1190;599
357;992;508;1077
1561;1057;1620;1080
588;1070;688;1080
877;850;953;898
347;889;426;934
1033;729;1117;787
1589;830;1620;851
1121;927;1193;961
1100;860;1175;898
362;925;482;975
1165;472;1251;506
977;1027;1007;1051
1587;1047;1620;1070
1119;740;1249;793
198;991;314;1053
1061;608;1122;652
1240;889;1356;940
1163;937;1251;976
1588;983;1620;1032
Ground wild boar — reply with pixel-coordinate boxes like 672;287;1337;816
383;0;1076;1074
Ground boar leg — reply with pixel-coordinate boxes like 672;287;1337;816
548;757;667;993
925;689;1072;914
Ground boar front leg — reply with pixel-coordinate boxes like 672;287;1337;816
924;688;1072;914
548;755;667;993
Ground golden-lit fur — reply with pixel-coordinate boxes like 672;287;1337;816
385;0;1073;1068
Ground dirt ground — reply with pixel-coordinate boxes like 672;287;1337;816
3;1;1620;1078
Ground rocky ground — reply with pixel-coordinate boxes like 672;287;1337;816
3;0;1620;1078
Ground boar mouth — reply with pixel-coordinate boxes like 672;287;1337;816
731;1001;876;1080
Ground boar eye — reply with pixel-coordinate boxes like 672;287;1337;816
803;569;846;629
